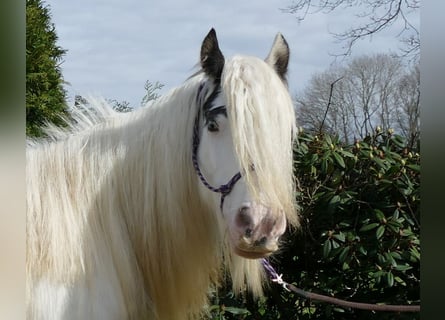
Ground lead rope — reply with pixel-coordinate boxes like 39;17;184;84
261;258;290;291
261;258;420;312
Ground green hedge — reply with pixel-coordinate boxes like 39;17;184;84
209;130;420;320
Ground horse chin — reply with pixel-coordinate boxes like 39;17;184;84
233;246;274;260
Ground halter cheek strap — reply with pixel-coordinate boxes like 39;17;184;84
192;84;242;210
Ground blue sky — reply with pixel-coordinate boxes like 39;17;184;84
46;0;419;108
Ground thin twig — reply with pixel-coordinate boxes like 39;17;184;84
319;76;343;134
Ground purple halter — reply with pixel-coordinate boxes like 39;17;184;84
192;84;288;285
192;84;242;210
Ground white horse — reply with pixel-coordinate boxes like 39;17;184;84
26;29;299;319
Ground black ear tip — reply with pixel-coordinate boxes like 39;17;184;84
278;33;289;48
277;32;286;40
265;32;290;82
201;28;224;80
204;28;217;42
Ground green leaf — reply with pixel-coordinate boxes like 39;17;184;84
394;264;413;272
224;307;250;315
386;221;400;233
339;221;351;227
386;271;394;287
376;225;385;239
384;252;397;267
208;305;220;312
323;239;332;258
377;253;386;264
332;151;346;168
358;246;368;255
391;134;406;148
321;157;328;173
372;270;385;279
331;239;340;249
338;246;350;263
310;165;317;176
406;164;420;172
400;228;414;237
325;134;333;146
379;179;394;185
333;232;345;242
339;149;355;158
409;247;421;260
394;276;407;286
390;251;402;260
373;157;386;169
374;209;386;221
360;222;379;232
258;305;266;316
329;195;341;205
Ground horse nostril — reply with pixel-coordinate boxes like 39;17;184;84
236;206;252;228
239;206;249;214
254;236;267;247
245;228;253;238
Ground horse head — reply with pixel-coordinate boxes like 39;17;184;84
194;29;298;259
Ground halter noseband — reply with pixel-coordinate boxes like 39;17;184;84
192;84;242;210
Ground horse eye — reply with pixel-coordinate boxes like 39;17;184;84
207;120;219;132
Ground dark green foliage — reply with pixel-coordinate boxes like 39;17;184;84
209;130;420;319
26;0;68;137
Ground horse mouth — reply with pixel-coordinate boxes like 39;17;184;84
233;244;277;259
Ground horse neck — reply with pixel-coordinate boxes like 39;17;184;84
107;78;224;318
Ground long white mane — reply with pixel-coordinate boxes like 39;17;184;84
223;56;297;223
27;52;298;319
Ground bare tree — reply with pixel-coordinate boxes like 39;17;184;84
284;0;419;59
296;68;346;138
296;53;419;144
393;64;420;148
347;54;404;137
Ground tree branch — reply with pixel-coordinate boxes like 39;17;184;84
284;0;419;57
319;76;343;134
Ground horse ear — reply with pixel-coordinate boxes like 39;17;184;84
200;28;225;81
265;33;290;83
